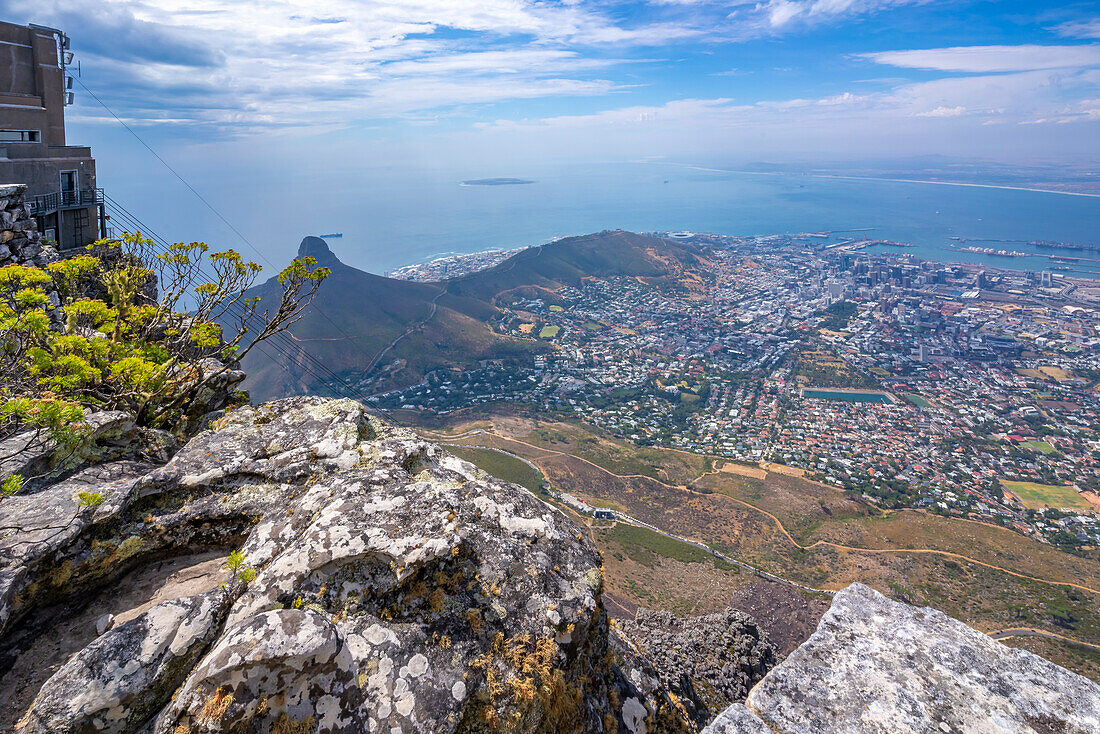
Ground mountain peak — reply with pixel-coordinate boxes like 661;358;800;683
298;236;339;265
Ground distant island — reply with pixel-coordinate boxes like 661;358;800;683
461;178;536;186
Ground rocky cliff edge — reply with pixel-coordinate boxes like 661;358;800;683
704;582;1100;734
0;397;691;733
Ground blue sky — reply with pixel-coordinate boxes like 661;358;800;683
4;1;1099;176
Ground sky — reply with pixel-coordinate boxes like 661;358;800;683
2;0;1097;167
1;0;1098;265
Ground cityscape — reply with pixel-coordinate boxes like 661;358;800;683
374;233;1100;548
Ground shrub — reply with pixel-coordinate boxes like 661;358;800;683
0;232;329;495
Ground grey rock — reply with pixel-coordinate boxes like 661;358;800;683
175;358;246;435
95;613;114;636
19;589;229;734
0;186;52;268
0;459;153;635
619;607;775;726
741;583;1100;734
701;703;771;734
3;397;691;734
0;410;135;487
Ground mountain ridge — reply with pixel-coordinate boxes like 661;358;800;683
236;230;708;400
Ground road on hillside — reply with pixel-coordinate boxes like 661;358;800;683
364;285;447;376
433;433;1100;652
989;627;1100;651
441;440;835;597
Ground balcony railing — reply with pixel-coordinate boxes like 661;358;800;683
26;188;103;217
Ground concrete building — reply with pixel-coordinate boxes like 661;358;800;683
0;21;102;250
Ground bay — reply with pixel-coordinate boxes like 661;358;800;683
105;161;1100;278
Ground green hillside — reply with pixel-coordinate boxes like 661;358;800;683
237;231;706;401
446;230;708;302
237;237;540;400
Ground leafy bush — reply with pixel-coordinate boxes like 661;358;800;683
0;233;329;493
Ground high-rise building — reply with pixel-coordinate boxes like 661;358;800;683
0;21;103;250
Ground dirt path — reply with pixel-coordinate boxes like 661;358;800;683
989;627;1100;652
422;428;1100;597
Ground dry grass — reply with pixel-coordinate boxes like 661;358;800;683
418;414;1100;681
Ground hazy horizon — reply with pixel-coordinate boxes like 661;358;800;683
2;0;1097;268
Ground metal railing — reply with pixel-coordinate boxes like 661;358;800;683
26;187;103;216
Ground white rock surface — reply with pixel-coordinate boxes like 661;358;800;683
704;583;1100;734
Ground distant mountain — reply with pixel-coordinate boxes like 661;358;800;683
235;237;541;401
236;231;707;401
446;230;709;302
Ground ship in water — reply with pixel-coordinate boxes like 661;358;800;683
950;245;1033;258
319;233;343;238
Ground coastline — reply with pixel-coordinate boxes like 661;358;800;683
662;162;1100;199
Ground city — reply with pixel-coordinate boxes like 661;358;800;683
374;234;1100;549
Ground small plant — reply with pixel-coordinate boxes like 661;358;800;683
75;490;104;507
224;549;257;584
1;474;22;497
0;232;329;443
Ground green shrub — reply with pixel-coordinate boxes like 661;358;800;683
0;232;329;497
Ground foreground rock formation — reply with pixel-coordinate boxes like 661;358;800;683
0;397;691;733
704;583;1100;734
3;395;1099;733
618;608;774;727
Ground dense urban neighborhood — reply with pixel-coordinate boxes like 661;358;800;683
373;233;1100;548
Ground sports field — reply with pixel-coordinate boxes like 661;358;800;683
1003;480;1093;512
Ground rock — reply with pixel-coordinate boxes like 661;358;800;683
701;703;771;734
0;185;53;268
18;589;229;734
95;613;114;636
2;397;690;733
618;607;775;727
175;358;246;435
0;459;154;636
708;583;1100;734
0;410;135;487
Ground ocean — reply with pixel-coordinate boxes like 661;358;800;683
108;161;1100;278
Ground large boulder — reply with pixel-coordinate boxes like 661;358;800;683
704;583;1100;734
3;397;689;733
18;589;230;733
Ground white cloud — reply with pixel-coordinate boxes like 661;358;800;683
469;64;1100;158
1054;19;1100;40
5;0;946;133
756;0;925;29
10;0;690;131
862;45;1100;73
915;105;966;117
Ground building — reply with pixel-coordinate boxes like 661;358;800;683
0;21;103;250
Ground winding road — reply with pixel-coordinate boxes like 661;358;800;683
989;628;1100;652
420;426;1100;599
418;427;1100;656
364;285;447;376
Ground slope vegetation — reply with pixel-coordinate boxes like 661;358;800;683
446;229;709;302
237;231;705;400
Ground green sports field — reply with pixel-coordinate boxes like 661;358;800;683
1002;480;1093;512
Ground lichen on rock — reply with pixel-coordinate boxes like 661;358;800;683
2;397;688;733
704;583;1100;734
